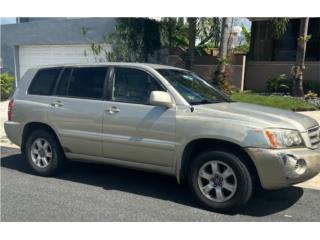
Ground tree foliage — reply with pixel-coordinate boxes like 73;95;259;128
0;72;14;100
234;24;251;54
111;18;162;62
160;18;222;55
160;18;188;49
81;18;162;62
197;18;221;47
271;18;289;39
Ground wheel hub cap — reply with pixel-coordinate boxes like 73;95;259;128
197;160;238;202
38;148;45;157
30;138;52;168
212;174;223;187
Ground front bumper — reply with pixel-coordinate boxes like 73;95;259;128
246;147;320;189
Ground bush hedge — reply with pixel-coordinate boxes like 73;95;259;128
0;72;15;100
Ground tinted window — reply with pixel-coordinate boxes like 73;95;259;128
113;68;164;104
28;68;61;95
67;67;107;99
56;68;72;96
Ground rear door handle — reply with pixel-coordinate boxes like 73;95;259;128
50;101;64;107
106;106;120;114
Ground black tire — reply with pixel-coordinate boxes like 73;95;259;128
25;129;65;176
188;150;253;211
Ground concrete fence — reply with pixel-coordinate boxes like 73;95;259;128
192;63;245;90
244;61;320;91
149;49;320;92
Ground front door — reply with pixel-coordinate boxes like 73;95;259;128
102;67;176;167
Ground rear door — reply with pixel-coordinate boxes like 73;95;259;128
47;67;108;157
102;67;176;167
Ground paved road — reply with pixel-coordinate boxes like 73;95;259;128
1;146;320;221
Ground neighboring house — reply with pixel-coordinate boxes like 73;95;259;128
245;18;320;91
1;17;115;84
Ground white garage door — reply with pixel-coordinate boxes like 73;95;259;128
18;44;111;78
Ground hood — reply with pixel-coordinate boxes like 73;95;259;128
194;102;318;131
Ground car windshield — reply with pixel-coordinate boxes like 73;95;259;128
157;69;231;105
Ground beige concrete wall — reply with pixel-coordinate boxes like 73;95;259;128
245;61;320;91
192;64;244;89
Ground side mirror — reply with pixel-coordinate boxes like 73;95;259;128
150;91;173;108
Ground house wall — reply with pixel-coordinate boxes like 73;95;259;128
249;18;320;61
245;61;320;91
1;18;115;79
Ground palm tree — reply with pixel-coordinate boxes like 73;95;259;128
292;18;309;97
186;18;197;70
215;17;232;93
271;18;310;97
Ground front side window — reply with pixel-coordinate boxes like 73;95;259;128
157;69;230;105
112;68;164;104
28;68;61;95
66;67;107;100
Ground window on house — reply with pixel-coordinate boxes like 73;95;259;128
28;68;62;95
112;68;164;104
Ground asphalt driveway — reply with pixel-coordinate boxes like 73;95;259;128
1;146;320;221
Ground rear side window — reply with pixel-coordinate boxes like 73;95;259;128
28;68;61;95
56;68;72;96
64;67;107;100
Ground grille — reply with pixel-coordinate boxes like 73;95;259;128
308;126;320;149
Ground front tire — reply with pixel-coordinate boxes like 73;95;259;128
188;150;253;211
25;129;65;176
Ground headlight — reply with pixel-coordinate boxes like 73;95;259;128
264;129;304;148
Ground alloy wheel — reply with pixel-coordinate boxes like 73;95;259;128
197;160;238;202
30;138;53;168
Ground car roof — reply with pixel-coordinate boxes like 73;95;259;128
32;62;187;71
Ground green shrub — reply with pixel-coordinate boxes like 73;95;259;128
266;74;320;95
266;74;289;93
0;72;15;100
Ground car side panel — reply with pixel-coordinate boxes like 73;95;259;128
102;101;176;167
47;97;105;157
173;106;267;181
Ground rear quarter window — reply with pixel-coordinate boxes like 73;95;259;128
28;68;61;95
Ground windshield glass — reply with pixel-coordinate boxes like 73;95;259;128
157;69;231;105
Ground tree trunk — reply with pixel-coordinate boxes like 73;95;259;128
186;18;196;70
292;18;309;97
217;18;232;76
215;18;232;92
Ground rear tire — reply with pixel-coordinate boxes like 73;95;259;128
25;129;65;176
188;150;253;211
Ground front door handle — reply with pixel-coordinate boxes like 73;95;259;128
50;100;64;107
106;106;120;114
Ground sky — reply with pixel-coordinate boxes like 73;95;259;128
0;18;16;25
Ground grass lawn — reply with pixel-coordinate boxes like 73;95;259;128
231;93;319;111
